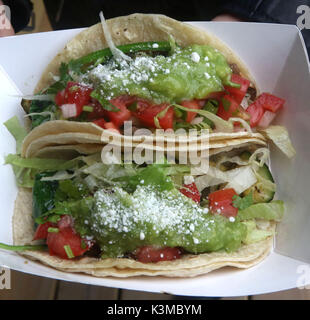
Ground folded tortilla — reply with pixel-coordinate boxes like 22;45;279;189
20;13;261;154
13;188;274;278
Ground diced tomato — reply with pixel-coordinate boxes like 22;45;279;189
104;122;121;133
55;89;66;106
181;100;202;123
246;101;264;127
224;74;250;104
135;246;182;263
47;227;91;259
87;100;108;120
55;82;93;118
256;93;285;113
106;95;134;127
33;221;55;240
208;188;238;218
180;182;201;203
92;119;120;133
134;101;174;129
217;95;239;121
92;118;107;129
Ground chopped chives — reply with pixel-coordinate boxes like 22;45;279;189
82;106;94;112
64;245;75;259
0;242;47;252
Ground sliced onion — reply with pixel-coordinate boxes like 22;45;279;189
190;116;204;125
99;11;131;62
240;95;249;109
258;111;276;128
60;103;77;118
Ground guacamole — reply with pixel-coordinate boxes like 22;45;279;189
71;185;247;258
86;44;232;105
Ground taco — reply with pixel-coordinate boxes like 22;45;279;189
19;13;287;155
1;13;295;278
2;138;285;278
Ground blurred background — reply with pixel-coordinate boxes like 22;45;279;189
1;0;309;300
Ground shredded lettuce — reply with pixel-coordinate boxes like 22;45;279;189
259;125;296;159
194;165;257;194
3;116;28;154
173;104;234;133
237;200;284;221
5;154;80;171
5;154;85;188
224;165;257;194
242;220;274;244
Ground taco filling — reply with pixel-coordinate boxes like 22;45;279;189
2;146;283;262
22;29;284;135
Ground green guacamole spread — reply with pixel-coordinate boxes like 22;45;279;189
86;44;232;105
72;185;247;258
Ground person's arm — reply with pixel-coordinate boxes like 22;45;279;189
0;0;15;36
212;13;243;22
0;0;33;37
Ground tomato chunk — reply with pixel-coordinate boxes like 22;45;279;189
86;100;108;120
93;119;120;133
224;74;250;104
181;99;201;123
33;221;55;240
45;215;92;259
246;101;264;127
107;95;134;127
217;95;239;121
208;188;238;218
134;101;174;129
47;227;91;259
257;93;285;113
180;182;201;203
135;246;182;263
55;82;93;117
92;118;107;129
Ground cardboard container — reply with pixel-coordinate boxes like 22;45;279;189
0;21;309;297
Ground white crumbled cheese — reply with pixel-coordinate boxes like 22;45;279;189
204;72;211;79
160;253;164;258
229;217;236;222
193;237;200;244
191;52;200;63
184;175;195;185
152;43;159;48
204;56;209;61
91;185;215;244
